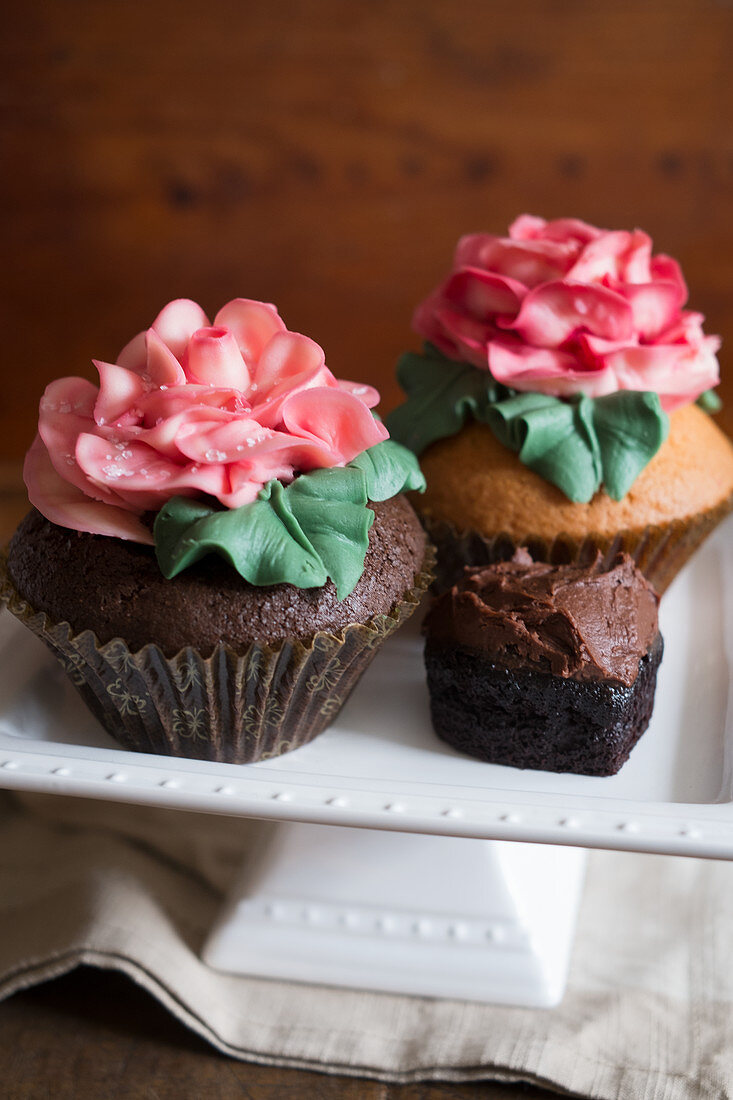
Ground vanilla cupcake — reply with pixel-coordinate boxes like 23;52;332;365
2;298;430;762
388;215;733;591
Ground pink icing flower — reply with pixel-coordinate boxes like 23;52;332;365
26;298;387;542
413;215;720;411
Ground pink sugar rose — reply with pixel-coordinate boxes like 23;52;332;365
26;298;387;542
413;215;720;411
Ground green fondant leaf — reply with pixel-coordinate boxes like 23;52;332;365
486;392;600;503
280;469;374;598
590;391;668;500
154;496;217;542
155;490;327;588
385;347;501;455
348;438;426;499
697;389;723;414
153;457;396;600
387;348;670;502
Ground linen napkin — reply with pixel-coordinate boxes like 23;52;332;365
0;789;731;1099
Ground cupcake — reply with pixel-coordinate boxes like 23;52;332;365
1;298;430;763
423;550;663;776
387;215;733;592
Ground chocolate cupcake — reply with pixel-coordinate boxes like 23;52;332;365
388;215;733;592
423;551;662;776
1;297;431;763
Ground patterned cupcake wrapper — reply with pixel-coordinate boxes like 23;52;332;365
0;547;434;764
421;493;733;596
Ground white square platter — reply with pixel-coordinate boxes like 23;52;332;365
0;514;731;860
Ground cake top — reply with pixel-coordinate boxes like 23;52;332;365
424;550;660;686
23;297;424;598
388;215;722;503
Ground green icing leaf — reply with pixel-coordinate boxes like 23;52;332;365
349;437;426;499
155;489;328;589
590;391;668;500
387;347;670;503
486;393;601;503
269;469;374;599
485;389;668;503
385;347;501;455
153;457;406;600
697;389;723;414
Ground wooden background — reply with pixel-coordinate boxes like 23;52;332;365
2;2;733;1096
3;0;733;467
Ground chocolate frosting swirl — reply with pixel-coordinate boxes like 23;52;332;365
424;550;660;687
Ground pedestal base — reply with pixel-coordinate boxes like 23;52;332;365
204;823;587;1007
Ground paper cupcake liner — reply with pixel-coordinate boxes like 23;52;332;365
421;492;733;596
0;547;434;764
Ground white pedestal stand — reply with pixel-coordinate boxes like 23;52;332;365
204;823;587;1007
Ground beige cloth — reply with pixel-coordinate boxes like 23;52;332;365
0;791;732;1098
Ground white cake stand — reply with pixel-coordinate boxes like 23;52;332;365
0;516;731;1006
203;824;586;1006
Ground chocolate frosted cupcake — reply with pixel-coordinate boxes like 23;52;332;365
424;551;662;776
388;215;733;592
2;297;430;763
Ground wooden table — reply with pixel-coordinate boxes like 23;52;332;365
1;970;555;1100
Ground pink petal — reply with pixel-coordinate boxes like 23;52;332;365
76;434;228;510
116;330;147;371
650;254;688;302
657;310;716;350
566;230;630;282
139;406;238;460
213;299;286;371
567;230;652;284
24;435;153;543
234;436;315;479
443;268;526;320
251;365;339;430
454;233;500;269
621;229;653;283
507;215;547;240
39;376;96;426
526;217;604;245
504;282;633;348
139;385;250;426
187;326;250;391
253;331;329;395
488;339;617;398
337;380;381;408
214;432;348;508
472;237;579;287
157;461;230;505
603;343;720;410
216;472;267;509
175;416;271;464
38;377;122;505
93;361;147;427
412;293;494;368
412;291;465;359
216;434;338;507
152;299;210;361
620;282;686;341
281;387;388;465
145;329;187;386
576;333;634;364
117;329;185;386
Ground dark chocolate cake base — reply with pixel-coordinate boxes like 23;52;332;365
425;634;664;776
8;497;426;656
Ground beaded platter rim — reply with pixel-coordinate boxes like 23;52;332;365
0;515;732;861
